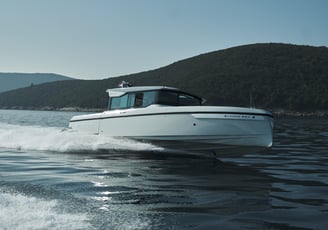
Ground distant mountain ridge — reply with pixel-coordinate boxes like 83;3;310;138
0;43;327;112
0;73;74;93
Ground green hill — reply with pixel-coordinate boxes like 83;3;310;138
0;43;327;111
0;73;74;93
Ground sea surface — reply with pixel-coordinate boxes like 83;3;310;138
0;109;327;230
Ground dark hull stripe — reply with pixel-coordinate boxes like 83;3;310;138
70;111;273;123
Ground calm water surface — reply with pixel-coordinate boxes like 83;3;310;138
0;110;327;230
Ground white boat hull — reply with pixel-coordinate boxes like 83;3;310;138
69;106;273;157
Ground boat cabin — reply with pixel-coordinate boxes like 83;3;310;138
106;86;204;110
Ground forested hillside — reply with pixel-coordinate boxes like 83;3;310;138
0;73;73;93
0;43;327;111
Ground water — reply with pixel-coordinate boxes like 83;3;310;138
0;110;327;230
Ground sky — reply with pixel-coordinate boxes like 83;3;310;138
0;0;327;80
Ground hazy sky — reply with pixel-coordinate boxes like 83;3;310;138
1;0;327;80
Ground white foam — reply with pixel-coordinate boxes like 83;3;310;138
0;123;157;152
0;191;90;230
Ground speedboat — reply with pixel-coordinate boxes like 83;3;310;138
69;84;273;157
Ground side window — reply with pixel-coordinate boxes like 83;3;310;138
127;93;135;108
142;91;156;107
120;94;128;108
134;93;143;107
127;91;156;108
157;91;178;105
109;91;158;110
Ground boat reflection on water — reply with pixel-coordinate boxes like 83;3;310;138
76;150;273;227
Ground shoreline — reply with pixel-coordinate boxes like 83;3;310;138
0;106;104;113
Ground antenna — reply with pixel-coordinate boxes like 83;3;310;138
249;93;256;108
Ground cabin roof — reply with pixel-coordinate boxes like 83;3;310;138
106;86;178;97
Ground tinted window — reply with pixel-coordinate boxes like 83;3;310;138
157;90;201;106
157;91;178;105
134;92;143;107
142;91;156;107
178;93;201;106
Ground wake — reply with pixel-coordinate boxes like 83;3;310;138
0;189;90;230
0;123;157;152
